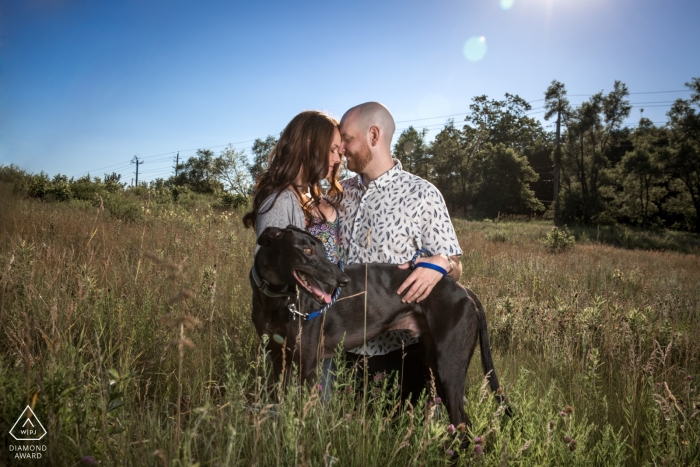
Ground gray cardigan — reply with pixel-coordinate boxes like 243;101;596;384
254;189;305;253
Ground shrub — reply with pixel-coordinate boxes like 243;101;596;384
104;180;123;194
171;185;189;203
542;226;575;252
215;192;248;210
485;229;509;243
0;164;30;187
28;173;50;199
103;195;142;222
70;180;101;202
126;184;149;197
47;182;73;202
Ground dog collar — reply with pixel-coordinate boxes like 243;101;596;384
250;263;298;301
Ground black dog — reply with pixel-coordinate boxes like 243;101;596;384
250;225;505;429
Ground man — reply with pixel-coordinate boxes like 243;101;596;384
337;101;463;393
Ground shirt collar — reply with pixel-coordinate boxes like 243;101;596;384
356;159;403;192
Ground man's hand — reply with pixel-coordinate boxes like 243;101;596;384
396;255;451;304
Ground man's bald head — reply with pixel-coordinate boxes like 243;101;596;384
339;102;397;180
341;102;395;152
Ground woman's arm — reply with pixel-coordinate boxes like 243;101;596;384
255;190;305;245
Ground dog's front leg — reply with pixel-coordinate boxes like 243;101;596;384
297;321;323;388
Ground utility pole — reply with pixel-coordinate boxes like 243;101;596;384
174;151;180;177
131;155;144;186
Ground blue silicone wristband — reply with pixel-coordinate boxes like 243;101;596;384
414;262;448;276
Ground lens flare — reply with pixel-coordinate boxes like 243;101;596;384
463;36;487;62
500;0;514;10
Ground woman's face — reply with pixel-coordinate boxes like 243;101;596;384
327;127;341;179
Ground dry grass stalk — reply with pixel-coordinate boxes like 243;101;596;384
388;401;415;465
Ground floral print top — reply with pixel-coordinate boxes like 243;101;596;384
306;213;340;265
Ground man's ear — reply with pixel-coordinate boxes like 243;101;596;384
258;227;284;247
368;125;380;147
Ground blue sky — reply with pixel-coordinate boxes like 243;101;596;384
2;0;699;183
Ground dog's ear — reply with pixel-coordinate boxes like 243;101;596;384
258;227;284;247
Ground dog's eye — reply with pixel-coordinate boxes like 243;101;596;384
303;247;313;255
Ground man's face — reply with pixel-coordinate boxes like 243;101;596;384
339;114;373;174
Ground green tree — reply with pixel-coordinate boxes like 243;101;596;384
393;126;430;179
466;93;546;155
429;120;487;214
216;144;252;195
560;80;632;224
474;143;544;217
173;149;223;193
543;80;571;224
615;125;667;226
665;77;700;232
430;121;464;211
417;94;547;217
104;172;125;193
248;136;278;183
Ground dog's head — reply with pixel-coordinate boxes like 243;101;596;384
256;225;350;304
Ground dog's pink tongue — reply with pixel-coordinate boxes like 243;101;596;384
309;284;332;304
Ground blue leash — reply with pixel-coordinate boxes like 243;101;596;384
409;249;449;276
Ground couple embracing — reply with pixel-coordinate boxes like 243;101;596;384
242;102;463;397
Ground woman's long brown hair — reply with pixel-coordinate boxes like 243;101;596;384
242;110;343;229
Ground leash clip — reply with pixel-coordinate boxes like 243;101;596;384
288;261;346;322
287;302;308;321
410;248;433;269
288;302;298;320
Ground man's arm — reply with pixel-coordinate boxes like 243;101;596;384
446;254;463;281
396;184;463;303
396;254;461;303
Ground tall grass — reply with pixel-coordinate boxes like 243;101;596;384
0;182;698;466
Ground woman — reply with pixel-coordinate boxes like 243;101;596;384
242;110;343;262
243;110;343;399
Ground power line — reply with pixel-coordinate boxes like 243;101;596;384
392;99;677;130
568;89;690;97
395;112;471;124
73;161;133;177
137;168;174;175
72;141;257;178
72;88;694;180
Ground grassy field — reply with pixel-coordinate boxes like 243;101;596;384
0;183;699;466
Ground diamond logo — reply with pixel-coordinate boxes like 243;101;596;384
9;406;47;441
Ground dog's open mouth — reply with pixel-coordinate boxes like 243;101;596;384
293;270;332;304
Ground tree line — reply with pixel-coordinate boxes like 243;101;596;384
394;78;700;232
2;77;698;232
222;76;699;232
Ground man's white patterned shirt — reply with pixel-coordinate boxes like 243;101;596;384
338;160;462;355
